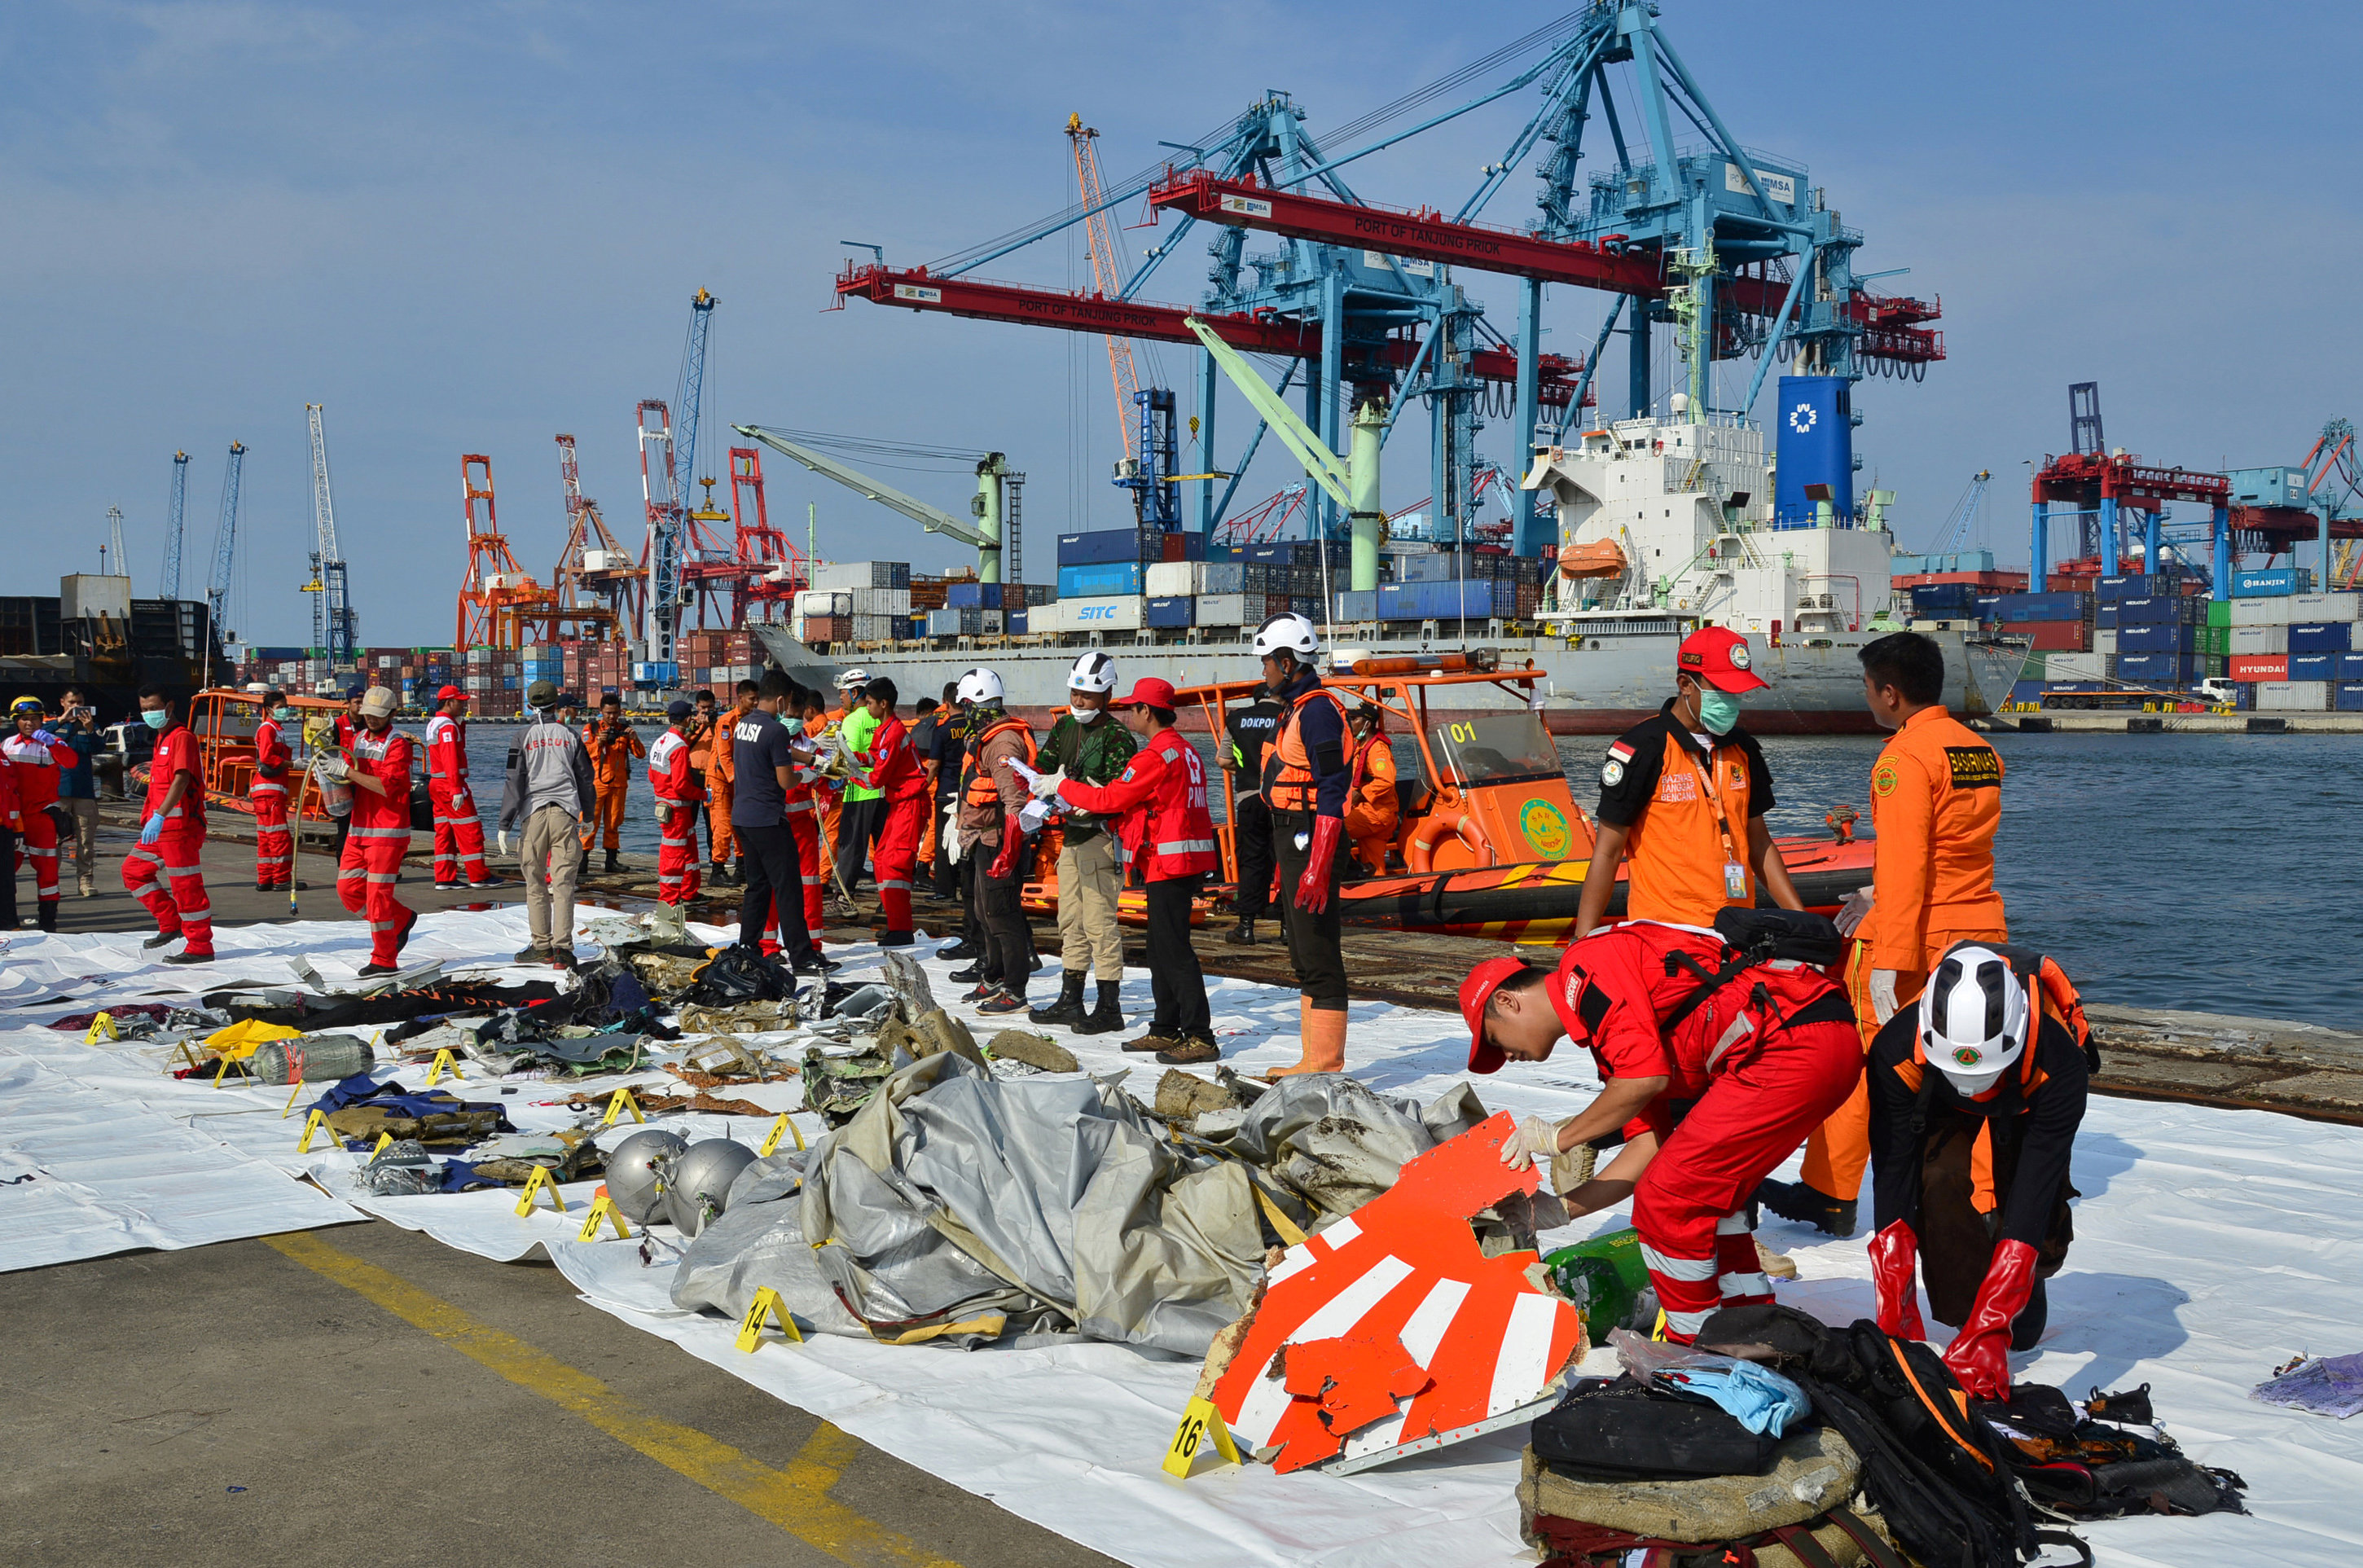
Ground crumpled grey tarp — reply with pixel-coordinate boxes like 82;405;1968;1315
670;1053;1489;1356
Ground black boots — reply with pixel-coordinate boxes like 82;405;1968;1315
1225;919;1256;946
1072;980;1124;1036
1754;1178;1859;1238
604;850;622;874
1030;973;1087;1027
36;901;56;933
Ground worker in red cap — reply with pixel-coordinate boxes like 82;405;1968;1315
1039;675;1219;1061
424;685;494;889
1458;918;1860;1342
1575;626;1803;938
648;698;705;905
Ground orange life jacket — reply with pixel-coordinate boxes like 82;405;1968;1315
962;715;1037;810
1265;687;1349;814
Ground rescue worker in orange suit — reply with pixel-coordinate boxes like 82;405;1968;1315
1574;626;1803;938
850;677;929;947
332;686;419;977
6;697;78;930
1254;613;1355;1075
1342;701;1399;877
1043;676;1220;1063
648;699;705;906
123;685;215;963
1868;944;2088;1399
425;685;495;889
582;692;643;873
248;690;301;892
1462;917;1860;1342
705;680;754;887
1763;630;2008;1237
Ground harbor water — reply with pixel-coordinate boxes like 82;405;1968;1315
468;725;2362;1029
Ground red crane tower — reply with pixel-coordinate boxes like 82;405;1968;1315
456;454;546;649
725;445;806;623
551;433;639;641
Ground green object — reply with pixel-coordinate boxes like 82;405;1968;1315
2207;598;2233;628
1544;1228;1657;1336
841;708;882;802
2201;624;2231;657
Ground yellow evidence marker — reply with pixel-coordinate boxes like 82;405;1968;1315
735;1288;803;1352
1162;1396;1242;1479
514;1164;566;1216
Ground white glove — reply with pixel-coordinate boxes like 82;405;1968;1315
314;753;350;783
1869;969;1901;1025
496;830;510;857
1499;1113;1564;1172
1027;766;1067;801
1836;885;1874;937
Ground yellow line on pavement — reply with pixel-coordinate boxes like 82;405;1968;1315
264;1231;960;1568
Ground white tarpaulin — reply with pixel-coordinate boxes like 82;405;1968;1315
3;911;2361;1565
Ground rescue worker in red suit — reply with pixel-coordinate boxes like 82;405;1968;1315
248;689;299;891
332;686;419;976
1868;943;2090;1399
7;697;78;930
648;699;705;905
1042;676;1220;1064
849;677;928;948
1461;919;1860;1342
123;686;215;962
0;729;19;930
425;685;494;889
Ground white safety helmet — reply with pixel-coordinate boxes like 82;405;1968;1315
1918;944;2031;1096
835;667;869;691
955;667;1004;705
1067;651;1118;693
1252;611;1320;661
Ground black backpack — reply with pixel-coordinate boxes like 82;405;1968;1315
1530;1376;1781;1482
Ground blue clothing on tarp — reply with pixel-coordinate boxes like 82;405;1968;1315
310;1074;509;1127
1656;1360;1813;1438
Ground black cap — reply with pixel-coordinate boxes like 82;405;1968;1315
666;698;694;720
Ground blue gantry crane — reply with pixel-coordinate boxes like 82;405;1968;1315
641;288;718;661
160;450;190;600
834;2;1940;576
204;441;245;642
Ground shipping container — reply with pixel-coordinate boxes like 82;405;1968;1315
1196;594;1249;626
1005;609;1030;635
1057;562;1146;600
850;613;903;641
1061;595;1144;631
2045;652;2108;683
946;582;1004;609
2289;652;2339;682
2229;595;2295;628
2115;621;2195;653
2092;630;2118;657
810;560;911;591
1376;579;1517;621
1144;560;1247;597
2288;621;2354;655
1333;590;1380;622
1156;529;1207;564
2114;594;2203;626
2114;652;2198;686
2229;653;2290;682
1144;595;1194;629
1990;592;2093;624
1056;529;1159;567
2289;591;2361;621
2256;680;2330;711
2018;620;2092;652
925;608;964;637
2232;568;2312;598
794;590;853;617
1028;603;1065;635
2337;681;2363;713
2200;625;2231;657
2339;652;2363;679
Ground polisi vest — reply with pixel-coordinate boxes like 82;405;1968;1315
962;715;1037;810
1265;687;1349;815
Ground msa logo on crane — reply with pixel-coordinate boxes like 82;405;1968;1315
1219;193;1273;219
894;283;943;304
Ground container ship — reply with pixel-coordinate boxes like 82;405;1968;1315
0;575;224;717
753;401;2026;733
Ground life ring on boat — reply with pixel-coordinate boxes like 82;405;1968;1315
1406;810;1496;873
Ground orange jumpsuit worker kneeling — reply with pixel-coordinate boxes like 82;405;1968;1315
1461;916;1861;1342
1761;630;2008;1237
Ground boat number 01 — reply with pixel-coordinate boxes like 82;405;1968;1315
1443;722;1479;744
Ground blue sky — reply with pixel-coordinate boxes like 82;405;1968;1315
6;1;2358;646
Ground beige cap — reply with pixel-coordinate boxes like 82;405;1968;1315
358;686;397;718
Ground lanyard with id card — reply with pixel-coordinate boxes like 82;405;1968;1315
1682;746;1749;901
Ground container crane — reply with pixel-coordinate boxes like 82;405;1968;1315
160;450;189;600
551;433;636;640
638;399;684;657
1066;115;1145;465
726;446;806;622
733;424;1015;582
301;403;358;669
1930;470;1992;556
204;441;245;643
456;454;545;648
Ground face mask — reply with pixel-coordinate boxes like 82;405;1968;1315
782;718;805;737
1697;690;1742;736
271;706;292;722
1069;704;1101;723
142;709;170;731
